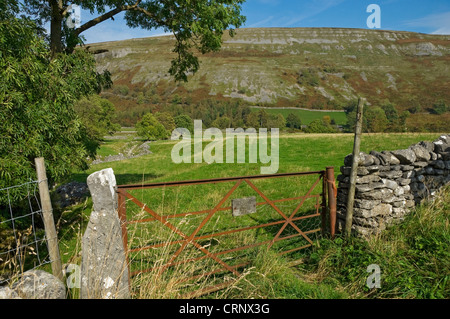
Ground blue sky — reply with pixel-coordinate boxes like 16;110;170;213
76;0;450;44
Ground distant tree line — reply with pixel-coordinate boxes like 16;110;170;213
134;98;346;140
344;100;410;133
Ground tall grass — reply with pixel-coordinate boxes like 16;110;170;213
299;186;449;299
123;176;325;299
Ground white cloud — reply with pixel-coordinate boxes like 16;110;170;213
405;11;450;35
432;27;450;35
246;16;274;28
281;0;346;27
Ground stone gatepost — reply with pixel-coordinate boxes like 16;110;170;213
80;168;130;299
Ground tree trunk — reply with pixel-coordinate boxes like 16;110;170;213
50;0;63;57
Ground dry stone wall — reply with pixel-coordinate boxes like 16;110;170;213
336;135;450;236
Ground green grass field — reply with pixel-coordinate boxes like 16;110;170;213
57;131;448;299
72;132;442;185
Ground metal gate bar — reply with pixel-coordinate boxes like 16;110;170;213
116;168;337;297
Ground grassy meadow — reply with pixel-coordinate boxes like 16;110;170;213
72;132;443;185
55;131;448;299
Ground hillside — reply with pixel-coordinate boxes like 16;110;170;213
88;27;450;130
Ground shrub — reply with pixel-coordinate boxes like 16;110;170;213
174;114;194;133
155;112;176;132
304;119;336;133
298;68;320;87
211;116;231;129
286;113;302;129
300;186;450;299
113;85;129;96
432;100;448;115
136;113;168;141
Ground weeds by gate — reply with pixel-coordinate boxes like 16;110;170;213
116;168;337;298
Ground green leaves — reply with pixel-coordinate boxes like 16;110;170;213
0;13;111;201
21;1;245;82
74;95;121;157
124;0;246;82
136;113;169;141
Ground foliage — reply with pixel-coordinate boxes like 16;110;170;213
74;95;121;156
300;186;450;299
267;113;286;129
174;114;194;133
135;113;168;141
344;100;411;133
155;112;176;132
298;68;320;87
0;9;111;201
251;109;268;128
20;0;246;81
365;106;388;132
303;119;336;133
244;111;260;129
112;84;130;96
211;116;231;129
431;100;449;115
408;100;422;114
286;113;302;129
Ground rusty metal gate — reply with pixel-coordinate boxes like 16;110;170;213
116;167;337;298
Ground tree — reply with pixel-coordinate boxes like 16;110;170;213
432;100;449;115
399;111;410;132
174;114;194;133
365;107;388;132
381;102;400;130
74;95;121;155
345;101;389;133
322;115;331;126
408;100;422;114
286;113;302;129
21;0;246;81
267;113;286;129
257;110;269;128
155;112;176;132
136;113;168;140
298;68;320;87
304;119;336;133
211;116;231;129
0;5;111;199
245;111;260;129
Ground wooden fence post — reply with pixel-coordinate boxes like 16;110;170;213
345;97;365;237
34;157;63;282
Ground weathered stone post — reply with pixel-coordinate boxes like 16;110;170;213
80;168;130;299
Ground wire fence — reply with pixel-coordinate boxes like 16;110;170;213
0;179;52;285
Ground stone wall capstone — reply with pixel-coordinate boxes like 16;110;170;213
336;135;450;236
80;168;130;299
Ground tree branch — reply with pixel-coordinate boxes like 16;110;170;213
73;1;142;36
129;5;166;25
